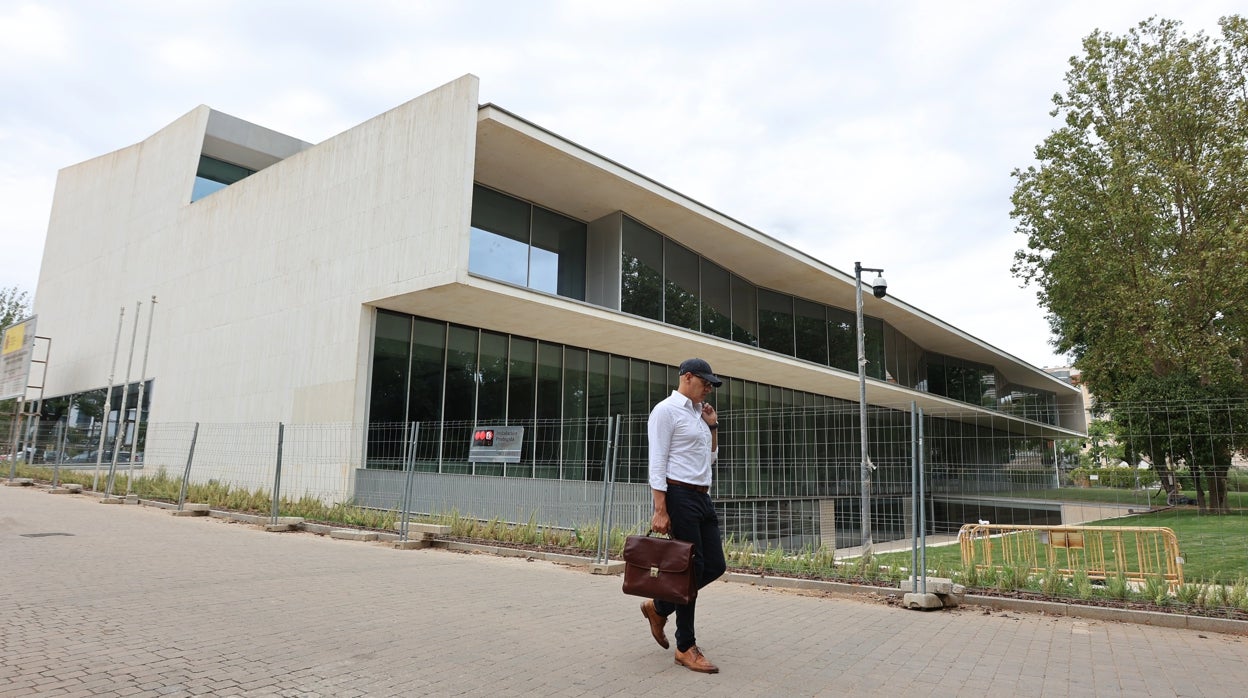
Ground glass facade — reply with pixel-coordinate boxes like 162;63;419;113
467;185;1059;423
366;310;1059;547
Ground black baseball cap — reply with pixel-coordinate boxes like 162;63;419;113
679;358;722;387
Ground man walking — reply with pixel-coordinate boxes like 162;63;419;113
639;358;728;674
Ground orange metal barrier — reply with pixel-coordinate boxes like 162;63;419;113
958;523;1183;588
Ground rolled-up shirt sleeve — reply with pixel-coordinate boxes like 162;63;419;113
648;405;672;491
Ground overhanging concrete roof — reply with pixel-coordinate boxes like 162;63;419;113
471;105;1076;406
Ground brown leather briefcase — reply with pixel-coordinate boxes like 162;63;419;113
622;533;697;605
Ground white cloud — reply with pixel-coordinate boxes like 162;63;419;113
2;0;1242;369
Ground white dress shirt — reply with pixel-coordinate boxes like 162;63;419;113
648;390;718;490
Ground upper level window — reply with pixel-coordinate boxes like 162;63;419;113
191;155;255;202
469;184;586;301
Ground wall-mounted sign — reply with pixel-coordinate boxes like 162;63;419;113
0;316;36;401
468;425;524;463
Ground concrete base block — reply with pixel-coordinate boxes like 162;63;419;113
590;561;625;575
393;539;430;550
47;487;74;494
99;497;124;505
4;478;35;487
393;522;452;536
124;494;139;504
171;503;210;516
329;529;379;542
900;577;965;609
264;523;296;532
62;483;84;493
904;592;945;610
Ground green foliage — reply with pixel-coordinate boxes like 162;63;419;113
1142;575;1171;606
1012;16;1248;400
1069;466;1158;489
1106;574;1134;601
1175;582;1202;606
1;285;31;330
994;565;1030;592
1040;566;1069;596
1072;570;1094;600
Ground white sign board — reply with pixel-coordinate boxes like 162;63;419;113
468;426;525;463
0;316;36;401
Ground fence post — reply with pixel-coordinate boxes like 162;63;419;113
594;414;622;565
52;421;67;488
177;423;199;511
400;422;419;542
918;407;927;594
910;402;918;588
270;423;284;525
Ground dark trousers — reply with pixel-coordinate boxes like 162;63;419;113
654;486;726;652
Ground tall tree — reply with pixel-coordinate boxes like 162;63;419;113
1;285;31;330
1011;17;1248;511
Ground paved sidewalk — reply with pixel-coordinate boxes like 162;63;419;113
1;485;1244;697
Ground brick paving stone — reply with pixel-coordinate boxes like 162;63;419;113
3;484;1248;696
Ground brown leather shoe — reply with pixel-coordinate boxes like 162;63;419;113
640;600;669;649
674;645;719;674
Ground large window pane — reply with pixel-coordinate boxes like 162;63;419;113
794;298;828;365
731;274;758;346
442;326;478;473
864;317;884;380
469;185;531;286
367;311;411;467
663;240;700;331
409;318;446;424
477;330;509;423
531;207;587;300
621;218;664;321
827;306;855;372
700;259;732;340
562;348;587;480
469;228;529;286
506;337;536;476
535;343;562;479
758;289;794;355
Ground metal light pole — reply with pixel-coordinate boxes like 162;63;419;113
855;261;887;557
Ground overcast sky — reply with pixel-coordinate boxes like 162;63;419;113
1;1;1241;369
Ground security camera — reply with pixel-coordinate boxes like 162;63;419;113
871;274;888;299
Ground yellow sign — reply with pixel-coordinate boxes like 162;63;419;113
1;322;26;355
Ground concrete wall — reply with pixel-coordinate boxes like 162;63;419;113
33;75;481;426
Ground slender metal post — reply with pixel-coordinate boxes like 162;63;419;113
125;296;156;496
106;300;142;498
7;399;22;481
52;421;67;488
400;422;419;542
910;402;918;588
918;407;927;594
855;262;871;556
177;423;199;510
595;415;621;564
93;307;125;491
271;423;285;525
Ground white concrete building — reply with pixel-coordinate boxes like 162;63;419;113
30;75;1085;547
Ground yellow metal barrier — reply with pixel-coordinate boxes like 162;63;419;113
958;523;1183;588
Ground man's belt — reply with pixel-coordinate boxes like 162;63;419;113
666;478;709;494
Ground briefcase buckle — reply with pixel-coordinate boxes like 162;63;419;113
650;566;659;577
